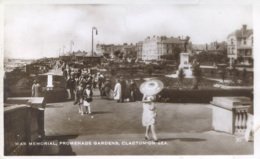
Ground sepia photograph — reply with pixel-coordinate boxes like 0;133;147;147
1;0;259;158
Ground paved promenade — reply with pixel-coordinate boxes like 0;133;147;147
39;89;253;155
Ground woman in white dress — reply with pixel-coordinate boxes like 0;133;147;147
113;79;122;103
83;85;93;114
142;94;158;142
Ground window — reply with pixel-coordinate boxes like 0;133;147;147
231;38;233;45
243;39;246;45
232;47;234;54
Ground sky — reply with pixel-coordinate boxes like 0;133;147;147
3;4;253;59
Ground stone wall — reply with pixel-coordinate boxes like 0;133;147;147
4;97;45;155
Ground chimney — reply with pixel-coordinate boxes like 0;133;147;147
242;25;247;36
206;43;208;51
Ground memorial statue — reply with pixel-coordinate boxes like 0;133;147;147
184;36;190;52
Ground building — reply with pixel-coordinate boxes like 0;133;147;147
96;43;136;59
207;41;227;54
192;42;227;54
136;41;143;60
141;36;188;61
96;44;115;57
227;25;253;66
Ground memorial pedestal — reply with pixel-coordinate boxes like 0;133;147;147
46;73;54;90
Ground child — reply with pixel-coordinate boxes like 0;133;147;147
76;82;84;115
83;85;93;114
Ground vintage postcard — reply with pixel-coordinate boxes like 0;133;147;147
1;0;259;158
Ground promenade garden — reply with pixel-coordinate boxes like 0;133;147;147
4;57;253;104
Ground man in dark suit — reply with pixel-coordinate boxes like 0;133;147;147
102;79;111;100
120;77;126;102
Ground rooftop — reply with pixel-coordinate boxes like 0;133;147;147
227;25;253;38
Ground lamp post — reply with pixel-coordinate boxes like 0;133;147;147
92;27;98;57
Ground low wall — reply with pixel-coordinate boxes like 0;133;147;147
4;97;45;155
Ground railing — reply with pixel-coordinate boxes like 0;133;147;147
4;97;45;155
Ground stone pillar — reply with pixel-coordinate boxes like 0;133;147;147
211;97;251;135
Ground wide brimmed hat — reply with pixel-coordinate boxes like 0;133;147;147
139;79;164;95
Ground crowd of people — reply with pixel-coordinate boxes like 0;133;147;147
60;61;139;115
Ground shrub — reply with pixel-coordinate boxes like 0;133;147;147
42;88;68;103
178;68;185;84
157;88;253;103
132;88;253;103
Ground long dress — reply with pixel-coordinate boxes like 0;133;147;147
32;84;41;97
113;83;122;100
142;102;156;126
83;89;92;107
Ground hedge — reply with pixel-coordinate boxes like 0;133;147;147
9;88;68;103
131;88;253;103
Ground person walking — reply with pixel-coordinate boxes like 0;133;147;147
139;79;164;142
73;74;80;105
113;79;122;103
142;94;158;142
31;80;41;97
66;74;74;100
120;77;126;102
98;74;105;98
83;85;93;114
129;79;137;102
92;74;96;89
75;82;84;114
102;79;111;100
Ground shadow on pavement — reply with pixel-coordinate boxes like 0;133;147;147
39;135;78;155
161;138;207;142
45;105;64;108
91;111;113;115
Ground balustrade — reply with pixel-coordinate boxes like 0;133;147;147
211;97;251;135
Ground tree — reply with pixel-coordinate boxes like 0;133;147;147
113;50;121;58
237;56;244;64
160;54;176;61
118;52;124;59
231;65;239;84
103;52;110;59
219;69;227;83
173;46;182;66
210;69;215;77
192;63;203;89
147;65;154;76
110;68;116;77
242;68;248;86
178;68;185;84
248;57;253;65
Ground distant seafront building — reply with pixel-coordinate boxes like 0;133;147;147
141;35;186;61
96;43;136;59
227;24;253;65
